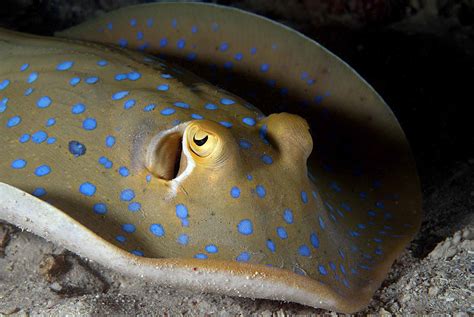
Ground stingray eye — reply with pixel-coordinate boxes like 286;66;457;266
193;135;208;146
188;127;218;158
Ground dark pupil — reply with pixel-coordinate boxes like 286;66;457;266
193;135;208;146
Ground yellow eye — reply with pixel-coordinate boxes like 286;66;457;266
187;126;218;158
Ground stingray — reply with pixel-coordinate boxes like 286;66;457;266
0;2;421;313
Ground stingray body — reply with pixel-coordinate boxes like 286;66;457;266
0;3;422;313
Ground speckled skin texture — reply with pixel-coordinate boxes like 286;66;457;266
0;2;422;312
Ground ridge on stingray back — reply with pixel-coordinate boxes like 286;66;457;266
0;2;422;313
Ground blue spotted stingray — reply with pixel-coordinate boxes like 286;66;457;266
0;3;421;313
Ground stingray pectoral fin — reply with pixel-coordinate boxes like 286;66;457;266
0;182;370;312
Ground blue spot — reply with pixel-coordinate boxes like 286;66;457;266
236;252;250;262
220;98;235;105
136;31;144;40
376;201;385;209
128;72;141;81
187;52;197;61
146;18;154;27
19;134;30;143
46;118;56;127
112;91;129;100
266;239;276;253
174;102;190;109
341;202;352;212
256;185;266;198
70;77;81;86
68;141;86;157
230;186;240;198
319;216;326;230
28;72;38;83
239;139;252;149
85;77;99;84
246;174;253;181
56;61;74;71
157;84;169;91
93;203;107;215
11;159;26;169
32;131;48;144
130;18;137;27
205;103;217;110
105;135;116;148
219;42;229;52
128;202;141;212
97;60;108;67
234;53;243;61
176;204;188;219
0;97;8;113
7;116;21;128
283;209;294;224
37;96;52;108
171;19;177;28
34;165;51;177
32;188;46;197
115;235;126;243
131;250;144;257
115;74;127;81
357;223;366;229
0;79;9;90
301;191;308;204
161;74;173;79
20;63;29;71
82;118;97;130
146;175;152;182
242;117;256;126
250;47;257;54
160;108;175;116
219;121;232;128
174;234;188;246
24;87;34;96
237;219;253;235
144;104;156;112
191;25;198;33
194;253;208;259
205;244;218;253
260;64;269;72
71;103;86;114
79;182;96;196
177;39;186;49
259;124;269;144
118;38;128;47
123;99;136;110
299;245;311;257
261;154;273;165
190;113;203;120
118;166;129;177
160;38;168;47
276;227;288;239
120;189;135;201
122;223;136;233
318;264;328;275
310;233;320;248
149;223;165;237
